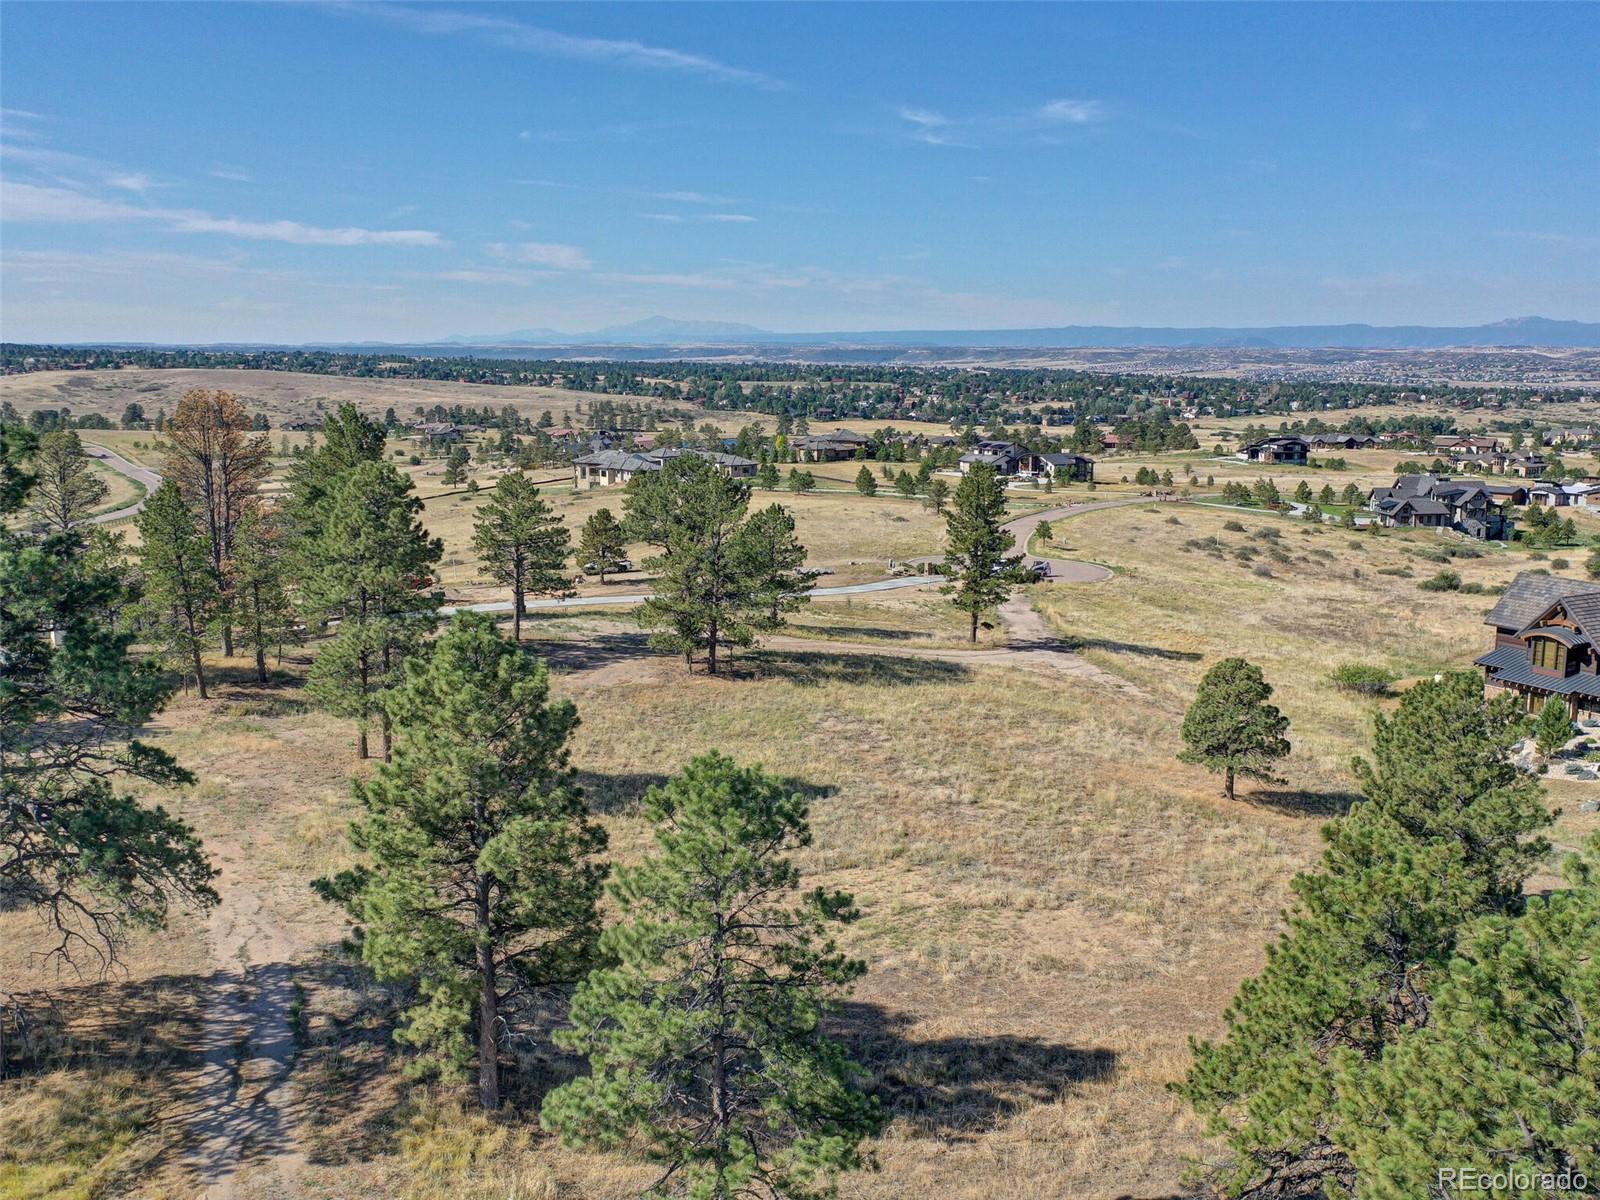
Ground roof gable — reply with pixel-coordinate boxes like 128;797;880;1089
1485;571;1600;631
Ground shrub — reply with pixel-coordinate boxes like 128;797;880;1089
1418;570;1462;592
1552;558;1570;570
1223;520;1245;532
1330;663;1397;696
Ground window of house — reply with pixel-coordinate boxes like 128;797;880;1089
1531;638;1568;672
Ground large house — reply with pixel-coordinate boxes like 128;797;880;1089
1367;474;1512;539
1026;451;1096;482
1237;436;1309;465
793;429;872;461
959;440;1026;475
1477;572;1600;718
573;446;757;488
1306;432;1378;450
1529;481;1600;509
1432;434;1502;454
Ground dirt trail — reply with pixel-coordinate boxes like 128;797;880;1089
178;866;306;1199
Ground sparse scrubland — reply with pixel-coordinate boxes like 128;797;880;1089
1;373;1595;1200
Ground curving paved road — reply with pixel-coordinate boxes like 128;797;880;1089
1001;497;1158;581
441;573;947;617
82;443;161;524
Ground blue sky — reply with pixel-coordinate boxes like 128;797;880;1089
2;2;1596;342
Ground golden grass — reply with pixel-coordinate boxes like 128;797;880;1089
3;489;1593;1199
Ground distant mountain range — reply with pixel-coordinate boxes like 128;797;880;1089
435;315;1599;350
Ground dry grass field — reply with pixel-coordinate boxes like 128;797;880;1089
2;371;1595;1200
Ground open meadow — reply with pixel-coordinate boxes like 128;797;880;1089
4;412;1593;1198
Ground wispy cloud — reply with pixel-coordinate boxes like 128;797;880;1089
703;213;757;224
485;240;592;270
336;3;781;88
643;189;740;206
2;180;444;246
106;172;156;193
1036;99;1105;125
0;108;49;141
208;166;255;183
640;212;687;223
895;97;1109;147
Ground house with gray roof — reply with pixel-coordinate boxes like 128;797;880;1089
1477;572;1600;718
1237;436;1309;465
573;446;756;488
793;429;872;461
1367;474;1512;539
958;440;1026;476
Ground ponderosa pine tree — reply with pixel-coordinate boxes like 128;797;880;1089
1331;833;1598;1198
734;502;813;632
304;461;441;759
854;464;877;496
939;464;1024;642
2;428;216;968
162;389;271;656
471;472;571;641
231;506;294;684
1178;657;1291;801
630;455;759;675
576;507;628;583
1175;672;1552;1199
136;481;223;699
27;429;107;532
314;612;606;1111
542;753;882;1199
281;402;386;568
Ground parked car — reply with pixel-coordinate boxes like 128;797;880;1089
583;558;632;573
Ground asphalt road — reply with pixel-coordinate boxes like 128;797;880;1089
82;443;162;524
441;573;948;617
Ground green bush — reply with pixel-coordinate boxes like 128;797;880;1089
1329;663;1398;696
1419;570;1462;592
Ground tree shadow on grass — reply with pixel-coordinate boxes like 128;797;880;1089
1063;636;1203;662
525;630;659;677
789;624;927;642
750;649;971;688
832;1002;1117;1140
1249;788;1361;818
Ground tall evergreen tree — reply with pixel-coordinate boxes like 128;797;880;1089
854;464;878;496
162;389;271;656
542;753;882;1199
1332;833;1598;1199
315;613;606;1110
631;456;758;675
1;430;216;969
734;502;813;632
1178;657;1292;802
27;429;107;532
471;473;571;641
281;402;386;570
1176;673;1552;1199
231;506;294;684
136;481;222;699
939;464;1024;642
304;461;441;759
576;506;628;583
